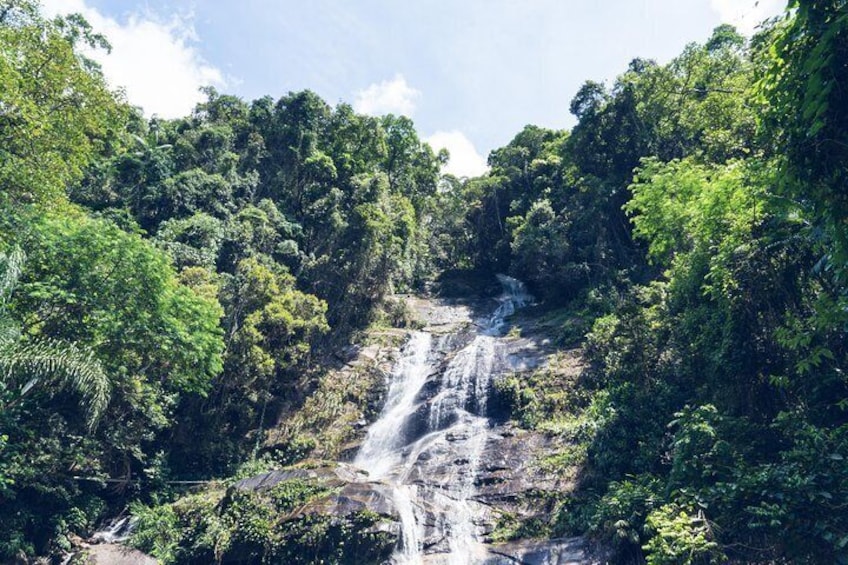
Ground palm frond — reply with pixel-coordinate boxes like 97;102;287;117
0;315;20;345
0;338;111;429
0;246;24;309
0;246;111;428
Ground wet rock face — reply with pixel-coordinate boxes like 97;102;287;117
340;279;609;564
482;537;600;565
233;464;401;521
405;306;574;551
396;421;575;556
475;426;572;499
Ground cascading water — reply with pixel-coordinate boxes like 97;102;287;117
354;332;433;562
354;275;531;564
355;331;434;480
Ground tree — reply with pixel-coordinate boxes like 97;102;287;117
224;257;328;385
170;257;327;474
761;1;848;272
0;247;110;429
13;211;224;392
0;0;126;204
380;114;442;205
0;206;225;558
509;199;572;301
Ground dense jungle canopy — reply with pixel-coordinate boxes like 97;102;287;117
1;1;848;563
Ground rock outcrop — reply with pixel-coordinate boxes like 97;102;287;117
123;281;605;564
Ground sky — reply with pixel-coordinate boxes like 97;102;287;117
41;0;786;177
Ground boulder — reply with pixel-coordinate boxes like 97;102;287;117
233;462;401;523
80;544;157;565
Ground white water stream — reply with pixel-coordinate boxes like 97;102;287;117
354;275;531;564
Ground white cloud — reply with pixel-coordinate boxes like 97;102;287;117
425;130;488;178
710;0;786;36
41;0;225;118
354;74;421;117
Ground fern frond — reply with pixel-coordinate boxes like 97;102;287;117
0;338;111;429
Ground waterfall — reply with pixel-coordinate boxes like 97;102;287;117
90;516;135;544
355;331;433;562
355;331;433;480
354;276;530;564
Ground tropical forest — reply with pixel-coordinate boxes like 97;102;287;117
1;0;847;563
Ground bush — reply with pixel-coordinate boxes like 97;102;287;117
643;504;725;565
590;475;663;555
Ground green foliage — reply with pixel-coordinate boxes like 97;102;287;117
0;205;224;559
170;257;327;475
493;351;597;434
448;22;759;303
130;475;394;565
667;405;737;490
1;1;441;558
590;475;663;553
489;503;553;544
0;338;110;427
14;210;224;394
510;199;572;298
130;501;181;564
556;14;848;562
156;213;226;271
0;247;110;429
226;257;328;380
626;158;764;269
643;504;725;565
5;1;848;563
761;0;848;274
0;0;126;204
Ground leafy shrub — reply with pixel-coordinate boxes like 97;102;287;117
590;475;663;555
131;474;395;564
643;504;725;565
